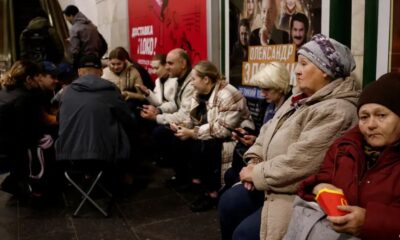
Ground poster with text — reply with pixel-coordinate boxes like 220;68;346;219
229;0;321;128
128;0;207;78
229;0;321;87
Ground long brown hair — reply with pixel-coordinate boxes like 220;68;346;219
193;60;222;83
108;46;133;62
0;60;41;90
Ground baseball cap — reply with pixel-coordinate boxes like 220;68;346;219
78;55;102;69
40;61;59;77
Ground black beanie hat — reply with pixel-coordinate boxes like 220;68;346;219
357;72;400;117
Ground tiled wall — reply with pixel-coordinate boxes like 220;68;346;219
351;0;365;87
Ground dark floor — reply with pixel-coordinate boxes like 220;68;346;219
0;160;221;240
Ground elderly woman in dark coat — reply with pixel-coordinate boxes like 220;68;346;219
288;72;400;240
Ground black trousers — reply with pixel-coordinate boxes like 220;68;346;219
152;125;223;192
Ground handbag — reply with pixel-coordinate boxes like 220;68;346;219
283;196;360;240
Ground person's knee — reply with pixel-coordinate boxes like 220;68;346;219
232;226;254;240
218;184;244;217
232;209;261;240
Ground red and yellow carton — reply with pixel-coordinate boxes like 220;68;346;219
315;188;348;216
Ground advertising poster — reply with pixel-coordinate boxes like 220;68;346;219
229;0;321;127
128;0;207;77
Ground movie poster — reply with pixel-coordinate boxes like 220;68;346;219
128;0;207;77
229;0;321;127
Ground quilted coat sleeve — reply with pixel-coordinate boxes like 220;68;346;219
251;101;357;193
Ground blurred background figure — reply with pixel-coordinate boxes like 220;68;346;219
289;12;309;51
230;18;251;86
63;5;107;70
250;0;289;46
279;0;304;31
240;0;262;31
19;9;64;65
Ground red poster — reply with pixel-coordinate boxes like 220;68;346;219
128;0;207;78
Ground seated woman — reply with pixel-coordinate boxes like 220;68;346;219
224;62;292;189
218;34;360;240
172;60;253;212
288;72;400;240
102;47;146;112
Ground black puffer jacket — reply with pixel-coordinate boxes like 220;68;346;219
0;87;42;164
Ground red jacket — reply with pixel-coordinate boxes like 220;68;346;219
299;126;400;240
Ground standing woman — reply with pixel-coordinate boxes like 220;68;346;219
0;60;43;195
102;47;146;110
173;60;254;212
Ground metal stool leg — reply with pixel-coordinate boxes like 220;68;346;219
64;171;110;217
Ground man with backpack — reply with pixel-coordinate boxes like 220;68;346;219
19;9;64;65
63;5;108;70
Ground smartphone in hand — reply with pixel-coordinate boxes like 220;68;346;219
226;127;245;138
233;129;245;138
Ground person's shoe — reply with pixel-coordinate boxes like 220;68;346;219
189;194;218;212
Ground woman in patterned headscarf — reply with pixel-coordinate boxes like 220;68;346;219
218;34;360;240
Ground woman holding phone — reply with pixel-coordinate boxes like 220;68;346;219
224;62;292;189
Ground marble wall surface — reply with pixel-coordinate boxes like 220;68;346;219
58;0;130;55
351;0;365;87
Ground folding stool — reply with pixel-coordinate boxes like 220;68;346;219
63;161;114;217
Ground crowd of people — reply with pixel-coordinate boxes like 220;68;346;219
0;3;399;240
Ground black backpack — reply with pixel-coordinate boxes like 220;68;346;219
20;27;61;63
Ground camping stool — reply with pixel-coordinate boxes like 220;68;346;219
64;170;113;217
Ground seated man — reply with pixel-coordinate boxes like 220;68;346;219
55;55;133;181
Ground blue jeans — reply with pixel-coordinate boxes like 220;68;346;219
218;184;264;240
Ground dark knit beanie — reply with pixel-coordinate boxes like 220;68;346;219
357;72;400;117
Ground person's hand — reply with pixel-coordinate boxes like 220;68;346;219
327;205;366;236
239;134;256;147
135;84;150;95
175;125;195;140
240;163;255;182
243;181;254;191
231;128;256;146
169;122;180;132
121;91;131;101
312;183;343;195
140;104;159;121
231;128;247;141
240;163;255;191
